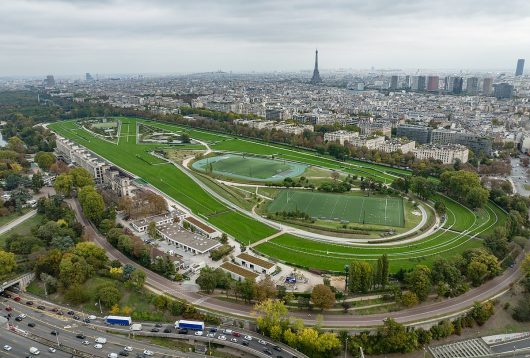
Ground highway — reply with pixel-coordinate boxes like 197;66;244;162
1;291;302;358
66;197;523;329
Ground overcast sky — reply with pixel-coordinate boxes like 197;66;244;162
1;0;529;76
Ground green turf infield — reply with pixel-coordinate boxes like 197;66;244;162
192;153;307;181
267;190;404;227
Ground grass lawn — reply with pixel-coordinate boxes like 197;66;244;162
49;118;276;244
192;153;306;181
267;190;404;227
0;214;43;246
0;208;30;227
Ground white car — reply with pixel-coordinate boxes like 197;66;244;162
3;345;12;351
194;331;203;336
258;339;267;345
108;354;118;358
19;313;27;318
143;350;154;356
243;335;252;341
207;333;215;338
123;346;133;352
82;341;90;345
29;347;40;355
64;325;72;329
218;335;227;341
48;347;56;353
88;315;97;320
230;338;237;343
95;337;107;344
94;344;103;349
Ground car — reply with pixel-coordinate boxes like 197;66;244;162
258;339;267;345
209;327;218;333
194;331;203;336
223;329;233;335
230;338;237;343
123;346;133;352
95;337;107;344
51;308;58;312
28;322;36;327
15;316;23;321
163;328;171;333
29;347;40;355
64;325;72;329
83;318;91;323
119;351;129;357
241;341;249;346
207;333;215;338
88;315;97;320
150;328;159;333
19;313;27;318
273;345;282;352
5;306;12;311
108;354;118;358
218;335;227;341
232;331;241;337
178;328;188;334
67;310;75;315
50;330;59;336
37;305;45;310
3;345;12;351
155;323;163;328
73;315;80;320
263;349;272;355
14;296;21;301
48;347;56;353
56;311;64;315
82;341;90;345
143;350;153;356
76;334;86;339
94;344;103;349
26;301;34;306
3;293;12;298
243;335;252;341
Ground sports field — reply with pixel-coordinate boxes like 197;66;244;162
192;154;307;181
267;190;404;227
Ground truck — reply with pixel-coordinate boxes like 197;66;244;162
130;323;142;331
175;320;204;331
104;315;132;326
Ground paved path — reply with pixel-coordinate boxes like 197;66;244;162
0;210;37;236
249;230;286;248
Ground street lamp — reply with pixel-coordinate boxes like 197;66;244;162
344;336;348;358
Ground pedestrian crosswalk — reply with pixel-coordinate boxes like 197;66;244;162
430;338;492;358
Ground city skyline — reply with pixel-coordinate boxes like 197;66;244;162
1;0;530;76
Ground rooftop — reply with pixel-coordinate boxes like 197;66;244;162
157;222;220;253
185;216;216;234
220;262;259;280
236;252;274;269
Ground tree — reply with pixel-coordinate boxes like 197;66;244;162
35;152;56;171
434;201;446;215
406;265;432;301
377;318;419;353
311;284;336;311
466;260;489;286
196;266;230;293
7;136;25;153
237;279;256;303
484;228;509;259
440;170;489;209
50;236;75;251
409;176;436;200
31;173;44;193
147;221;157;240
0;250;16;277
469;301;494;326
73;242;108;269
348;260;373;293
69;167;94;188
254;276;277;302
54;174;74;196
78;186;105;224
463;249;501;285
253;299;288;336
401;291;419;307
129;269;146;290
58;254;92;287
97;284;122;307
40;273;58;295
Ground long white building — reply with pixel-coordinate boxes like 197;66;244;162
412;144;469;164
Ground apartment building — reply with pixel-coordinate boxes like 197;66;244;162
324;130;359;145
348;135;386;150
412;144;469;164
378;139;416;154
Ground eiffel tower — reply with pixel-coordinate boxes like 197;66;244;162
310;49;322;84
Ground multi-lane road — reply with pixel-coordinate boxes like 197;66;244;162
1;290;302;358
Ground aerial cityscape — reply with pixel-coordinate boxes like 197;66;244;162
2;1;530;358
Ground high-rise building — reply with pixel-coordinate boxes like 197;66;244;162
466;77;479;95
411;76;426;91
396;124;432;144
44;75;55;87
390;75;399;90
515;59;525;76
86;72;94;81
444;76;455;92
493;83;514;99
482;78;493;96
452;77;463;94
427;76;439;91
310;49;322;84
